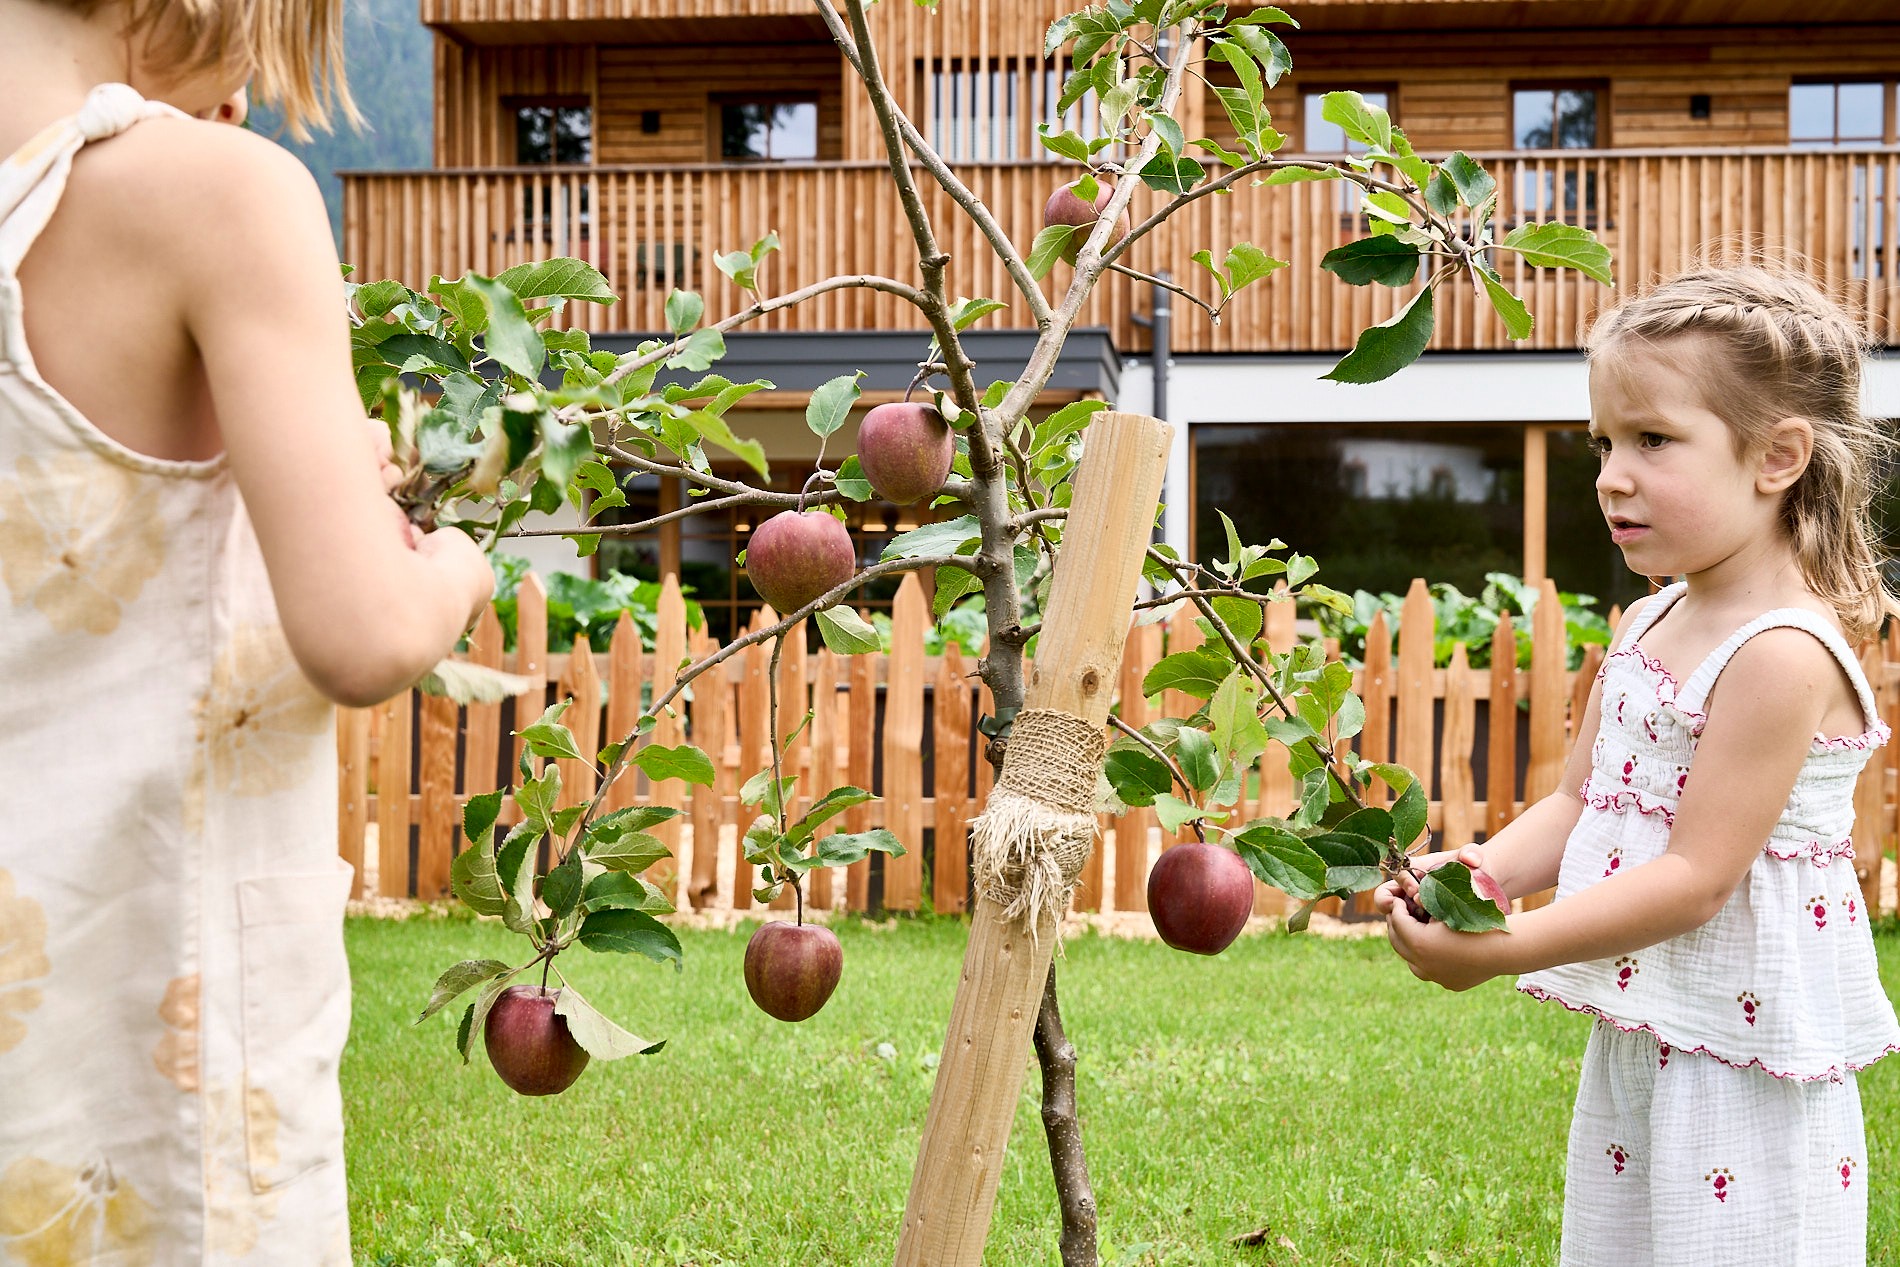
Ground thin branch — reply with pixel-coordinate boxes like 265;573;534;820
1107;713;1195;803
573;553;976;843
1103;261;1218;320
810;0;1051;327
503;486;846;539
1010;507;1070;532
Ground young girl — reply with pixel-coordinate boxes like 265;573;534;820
1375;264;1900;1266
0;1;493;1261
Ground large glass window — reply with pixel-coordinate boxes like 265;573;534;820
719;100;819;161
1193;423;1524;598
514;104;592;166
1790;81;1892;279
511;102;591;245
1304;88;1394;220
922;58;1104;162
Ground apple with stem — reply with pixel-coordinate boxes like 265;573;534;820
483;984;590;1096
745;509;857;615
1146;842;1255;955
744;920;844;1021
856;401;954;506
1043;178;1132;263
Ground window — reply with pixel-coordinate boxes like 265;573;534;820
1790;81;1894;279
921;58;1104;162
1513;85;1601;227
1192;423;1525;598
1789;81;1889;148
510;102;591;246
719;100;819;161
514;104;593;166
1303;88;1395;221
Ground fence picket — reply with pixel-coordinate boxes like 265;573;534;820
687;626;727;910
1522;579;1569;909
416;691;460;902
1361;611;1394;804
649;577;689;904
934;644;972;914
846;634;877;911
882;574;927;910
509;573;549;783
1161;605;1203;848
809;645;842;910
1856;643;1886;919
464;606;505;804
1113;620;1160;912
375;690;412;898
603;611;643;816
1487;612;1519;840
1440;644;1475;851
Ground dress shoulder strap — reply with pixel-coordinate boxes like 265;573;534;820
1678;607;1881;733
0;83;185;278
1617;581;1687;649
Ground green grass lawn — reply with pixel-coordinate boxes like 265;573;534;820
344;914;1900;1267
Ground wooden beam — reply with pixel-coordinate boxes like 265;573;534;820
895;411;1172;1266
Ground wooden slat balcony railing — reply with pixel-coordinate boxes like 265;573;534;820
341;147;1900;355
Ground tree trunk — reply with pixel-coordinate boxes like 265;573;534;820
1034;962;1098;1267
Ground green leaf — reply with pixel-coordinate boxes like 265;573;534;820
1027;224;1078;280
814;605;881;655
788;786;878;843
1322;286;1434;384
669;327;727;374
1501;222;1614;286
1320;237;1421;288
541;851;584;918
933;565;982;617
450;843;507;917
1211;594;1264;648
1029;399;1109;457
1423;169;1460;218
740;771;796;817
1307;831;1383;869
665;289;704;336
1417;864;1510;932
1153;793;1206;834
1223;243;1287;291
1440;152;1497;209
1320;90;1393;154
1207;670;1269;769
1142;647;1233;699
463;790;504;845
814;828;906;867
1135;149;1207;196
495;258;617;305
584;829;669;876
1391;776;1429;849
553;981;665;1058
1192;137;1252;169
1173;727;1220;791
1036;125;1092;163
520;716;585;763
633;743;715;789
880;514;981;561
806;372;863;440
418;959;512;1025
834;455;875;501
950;297;1009;330
582;871;675;916
461;275;544;379
1325;865;1383;895
1222;23;1292;87
457;971;527;1063
1103;748;1174;807
1233;825;1328;900
576;908;684;969
1258;165;1338;187
1478;265;1534;340
682;407;767;480
1369;762;1416;797
1333;806;1396;846
585;805;682;838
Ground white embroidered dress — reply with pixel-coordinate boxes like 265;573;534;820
0;86;353;1264
1518;581;1899;1265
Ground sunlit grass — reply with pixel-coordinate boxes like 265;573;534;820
346;912;1900;1266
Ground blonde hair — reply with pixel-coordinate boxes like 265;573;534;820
58;0;356;139
1585;262;1900;641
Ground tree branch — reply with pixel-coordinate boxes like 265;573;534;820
504;486;847;539
1033;963;1097;1267
810;0;1051;328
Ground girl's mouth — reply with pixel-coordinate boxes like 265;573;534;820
1609;518;1648;545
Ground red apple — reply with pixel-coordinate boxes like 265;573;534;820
483;984;590;1096
745;509;856;615
1043;178;1132;263
856;402;955;506
1146;842;1255;955
744;921;843;1021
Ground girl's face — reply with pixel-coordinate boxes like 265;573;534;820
1586;340;1783;581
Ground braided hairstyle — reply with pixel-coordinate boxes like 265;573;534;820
1585;263;1899;640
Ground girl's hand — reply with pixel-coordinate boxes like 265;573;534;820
414;525;495;634
1370;844;1486;918
1384;890;1514;992
363;418;419;548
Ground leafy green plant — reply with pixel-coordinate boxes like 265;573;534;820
1312;572;1614;671
486;553;706;653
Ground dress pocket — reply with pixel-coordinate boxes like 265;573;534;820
235;857;354;1193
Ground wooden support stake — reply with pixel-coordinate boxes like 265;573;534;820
894;411;1171;1266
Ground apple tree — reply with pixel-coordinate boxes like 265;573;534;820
362;0;1611;1258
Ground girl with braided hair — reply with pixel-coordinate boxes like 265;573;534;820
1374;263;1900;1266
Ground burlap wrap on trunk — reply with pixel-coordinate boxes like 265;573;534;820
970;707;1105;937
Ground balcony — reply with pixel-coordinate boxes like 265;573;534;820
341;147;1900;355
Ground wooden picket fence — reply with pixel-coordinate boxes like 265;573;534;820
338;573;1898;920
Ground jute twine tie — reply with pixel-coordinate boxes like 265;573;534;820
970;708;1105;943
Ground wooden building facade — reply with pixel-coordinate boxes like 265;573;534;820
342;0;1900;628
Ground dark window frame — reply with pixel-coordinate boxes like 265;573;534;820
1509;81;1607;151
711;94;822;163
1789;78;1896;148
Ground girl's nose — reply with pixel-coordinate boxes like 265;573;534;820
1595;451;1633;498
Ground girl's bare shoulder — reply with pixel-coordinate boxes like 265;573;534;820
63;115;332;272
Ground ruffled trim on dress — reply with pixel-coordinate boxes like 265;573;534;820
1607;646;1890;751
1515;983;1900;1084
1761;836;1857;865
1579;776;1675;827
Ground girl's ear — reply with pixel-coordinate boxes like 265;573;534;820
1756;417;1813;495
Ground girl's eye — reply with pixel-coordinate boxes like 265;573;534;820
1586;435;1609;457
1639;433;1669;450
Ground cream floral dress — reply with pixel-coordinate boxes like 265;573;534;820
0;85;353;1265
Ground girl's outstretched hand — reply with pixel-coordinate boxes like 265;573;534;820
413;524;495;636
1376;845;1515;991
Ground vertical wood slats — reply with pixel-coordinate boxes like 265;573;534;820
344;570;1900;919
343;150;1900;355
